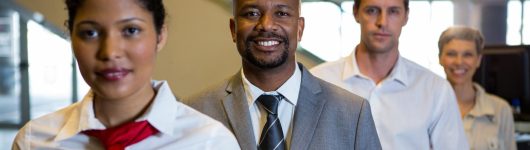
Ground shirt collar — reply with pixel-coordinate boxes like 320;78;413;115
387;56;409;86
136;80;179;136
54;80;179;142
241;63;301;107
468;83;496;118
343;48;408;86
342;49;361;81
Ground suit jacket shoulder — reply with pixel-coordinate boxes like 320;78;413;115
183;75;234;129
292;64;381;150
183;73;258;150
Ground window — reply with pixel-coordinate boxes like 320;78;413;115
27;20;74;118
301;1;453;77
300;2;344;61
0;3;87;127
507;0;530;45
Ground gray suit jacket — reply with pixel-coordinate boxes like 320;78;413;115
184;63;381;150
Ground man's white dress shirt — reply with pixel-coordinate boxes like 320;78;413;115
241;63;301;149
311;51;469;150
12;80;240;150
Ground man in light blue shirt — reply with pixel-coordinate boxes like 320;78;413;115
311;0;469;149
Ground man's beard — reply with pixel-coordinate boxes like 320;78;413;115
242;32;290;69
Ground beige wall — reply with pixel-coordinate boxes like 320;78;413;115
14;0;318;98
152;1;240;97
15;0;241;97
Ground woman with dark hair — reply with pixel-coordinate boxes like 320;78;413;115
438;26;516;150
12;0;239;149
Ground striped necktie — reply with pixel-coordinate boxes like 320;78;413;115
257;94;286;150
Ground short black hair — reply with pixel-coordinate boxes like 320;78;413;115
65;0;166;34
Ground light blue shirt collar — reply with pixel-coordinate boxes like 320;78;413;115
343;49;409;86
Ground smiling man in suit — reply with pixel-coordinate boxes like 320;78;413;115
184;0;381;149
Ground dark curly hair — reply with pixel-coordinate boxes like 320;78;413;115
65;0;166;34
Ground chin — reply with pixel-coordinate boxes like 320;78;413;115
449;78;468;85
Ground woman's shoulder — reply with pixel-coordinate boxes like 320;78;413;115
484;93;513;113
13;102;83;148
475;84;512;110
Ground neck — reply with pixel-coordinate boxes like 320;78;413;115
93;82;156;128
451;81;476;118
355;44;399;84
452;81;476;104
243;61;296;92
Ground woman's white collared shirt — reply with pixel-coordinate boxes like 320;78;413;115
12;80;240;150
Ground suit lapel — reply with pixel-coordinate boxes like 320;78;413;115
222;74;258;150
290;64;326;150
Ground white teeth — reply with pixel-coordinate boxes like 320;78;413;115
452;69;466;75
258;41;279;46
103;71;126;78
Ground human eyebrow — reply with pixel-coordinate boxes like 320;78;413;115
388;6;404;12
239;4;259;11
75;20;98;27
276;4;294;11
363;5;381;11
116;17;147;24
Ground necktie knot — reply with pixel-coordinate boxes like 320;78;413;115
257;94;282;115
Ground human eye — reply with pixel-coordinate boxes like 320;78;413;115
276;11;290;17
77;29;99;40
365;7;378;15
122;26;141;37
463;51;475;57
389;8;401;15
444;51;457;57
241;9;260;18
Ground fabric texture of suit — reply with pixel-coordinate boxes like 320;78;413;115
184;63;381;150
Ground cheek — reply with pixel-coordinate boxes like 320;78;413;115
128;42;158;66
73;54;95;86
467;59;481;68
236;22;253;36
72;44;95;75
439;57;452;67
235;25;254;46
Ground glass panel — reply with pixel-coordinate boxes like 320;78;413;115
523;1;530;44
400;1;433;73
430;1;454;77
401;1;453;77
301;2;342;61
340;2;359;57
0;129;18;150
77;65;89;101
507;0;522;45
27;20;73;119
0;10;21;124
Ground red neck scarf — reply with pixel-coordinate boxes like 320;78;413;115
82;120;159;150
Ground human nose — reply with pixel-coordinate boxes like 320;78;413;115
376;12;387;28
97;34;123;61
256;13;277;32
454;55;464;65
